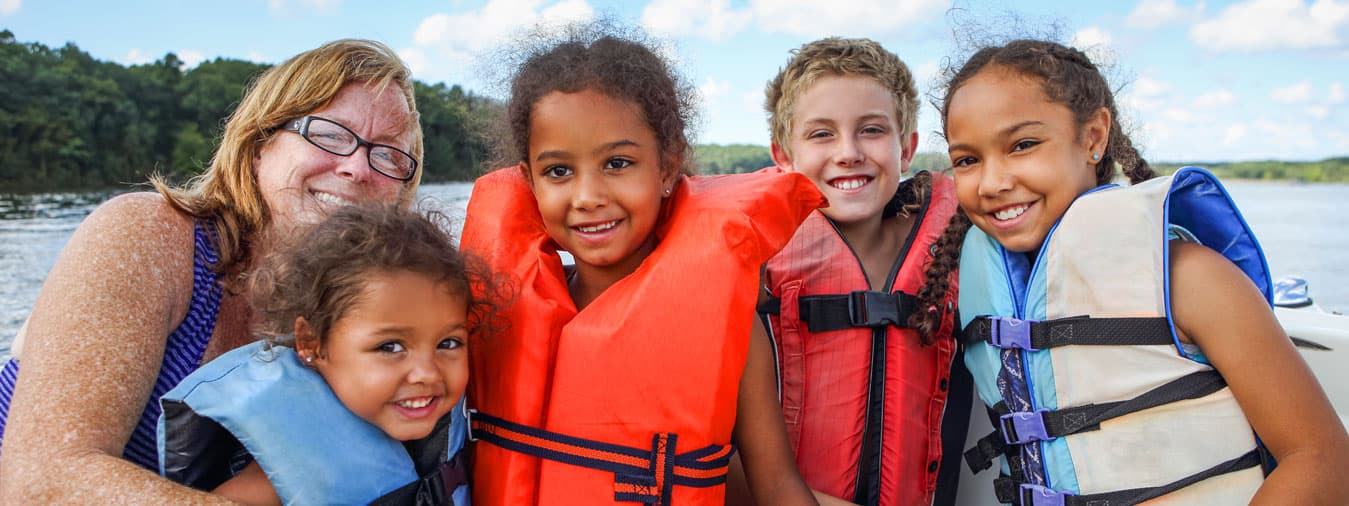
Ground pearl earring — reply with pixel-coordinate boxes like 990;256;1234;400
304;356;313;364
663;188;672;197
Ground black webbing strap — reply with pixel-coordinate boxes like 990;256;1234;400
992;449;1262;506
468;410;734;505
370;448;470;506
965;370;1229;472
797;291;919;332
961;316;1174;350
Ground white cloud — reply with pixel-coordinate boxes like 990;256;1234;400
399;47;428;79
641;0;752;40
1190;0;1349;51
1308;105;1332;118
1194;89;1236;108
700;78;731;101
1070;27;1113;63
1273;80;1314;103
178;50;206;69
748;0;946;38
245;51;270;64
268;0;341;14
0;0;19;16
411;0;594;71
1224;123;1248;145
1134;76;1171;98
741;88;764;114
122;49;153;65
1163;107;1196;123
1329;82;1345;104
1127;0;1204;28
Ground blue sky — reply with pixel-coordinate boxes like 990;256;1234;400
3;0;1347;162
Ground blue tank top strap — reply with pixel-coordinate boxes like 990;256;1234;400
0;218;224;471
121;218;224;469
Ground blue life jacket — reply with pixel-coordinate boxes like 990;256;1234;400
959;168;1269;505
157;340;470;505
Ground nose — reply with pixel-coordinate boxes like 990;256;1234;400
335;146;375;183
406;352;444;385
834;134;865;167
571;171;609;211
977;161;1014;198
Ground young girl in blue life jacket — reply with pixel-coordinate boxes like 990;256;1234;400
460;23;826;506
157;205;492;506
918;39;1349;505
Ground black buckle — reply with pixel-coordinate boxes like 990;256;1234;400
847;291;912;328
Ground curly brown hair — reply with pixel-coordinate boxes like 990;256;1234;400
909;39;1158;340
248;205;497;347
495;21;698;177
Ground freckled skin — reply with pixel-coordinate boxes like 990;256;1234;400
0;84;414;502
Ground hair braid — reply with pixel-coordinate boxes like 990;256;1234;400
909;210;972;343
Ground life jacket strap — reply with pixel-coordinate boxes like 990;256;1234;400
965;370;1228;469
962;315;1174;351
992;449;1262;506
369;447;469;506
467;410;734;505
770;290;919;332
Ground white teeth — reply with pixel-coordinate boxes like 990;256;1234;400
831;178;868;191
396;397;432;409
577;220;619;233
994;204;1029;221
313;192;352;207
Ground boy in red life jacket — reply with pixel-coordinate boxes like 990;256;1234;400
756;38;972;506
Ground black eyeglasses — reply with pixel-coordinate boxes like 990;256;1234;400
280;115;419;182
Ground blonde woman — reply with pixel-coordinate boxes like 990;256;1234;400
0;39;424;502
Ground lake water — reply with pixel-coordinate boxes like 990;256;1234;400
2;180;1347;357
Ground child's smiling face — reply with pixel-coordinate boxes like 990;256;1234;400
946;66;1107;253
525;88;675;283
300;269;469;441
774;75;913;228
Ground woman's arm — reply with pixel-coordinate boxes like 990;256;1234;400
1171;241;1349;505
732;316;819;506
213;461;281;506
0;193;233;503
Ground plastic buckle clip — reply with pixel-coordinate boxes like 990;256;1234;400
1019;483;1071;506
463;404;478;442
1000;409;1052;445
988;316;1037;350
848;291;899;328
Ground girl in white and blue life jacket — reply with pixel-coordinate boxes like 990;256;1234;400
915;39;1349;505
157;205;494;506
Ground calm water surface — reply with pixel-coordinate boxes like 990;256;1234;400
2;180;1346;357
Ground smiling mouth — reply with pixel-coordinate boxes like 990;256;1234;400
993;203;1030;221
312;191;353;207
395;396;435;409
574;220;620;233
828;176;872;191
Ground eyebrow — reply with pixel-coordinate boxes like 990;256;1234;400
947;120;1046;152
534;140;642;163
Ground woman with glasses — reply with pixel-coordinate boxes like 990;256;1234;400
0;39;424;502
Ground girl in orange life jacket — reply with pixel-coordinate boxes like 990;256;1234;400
460;23;822;506
750;37;970;506
920;38;1349;504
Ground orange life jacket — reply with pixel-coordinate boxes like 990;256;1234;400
461;167;823;506
762;171;960;505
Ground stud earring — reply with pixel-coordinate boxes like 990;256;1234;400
1092;153;1101;161
304;356;313;364
663;188;672;197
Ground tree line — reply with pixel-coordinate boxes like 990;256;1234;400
0;30;496;192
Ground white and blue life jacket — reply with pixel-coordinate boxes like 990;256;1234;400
959;167;1269;505
157;341;470;506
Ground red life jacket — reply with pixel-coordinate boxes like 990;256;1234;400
461;167;822;506
762;171;960;505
